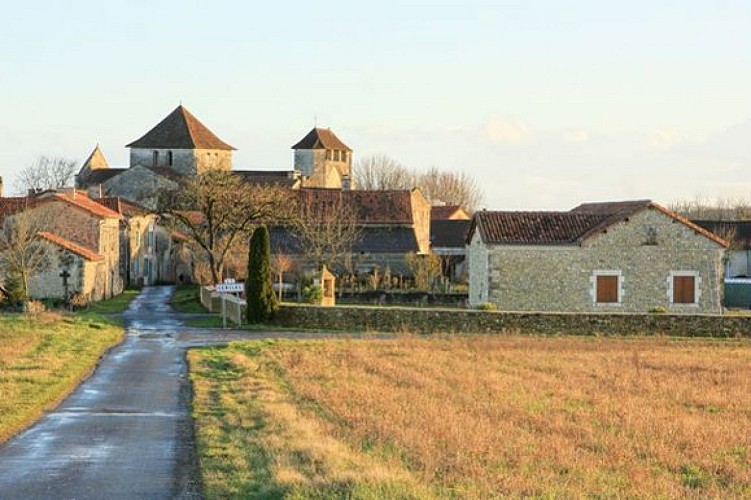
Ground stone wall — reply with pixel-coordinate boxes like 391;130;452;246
130;148;196;175
103;166;178;209
274;304;751;338
469;209;725;313
410;189;431;254
194;149;232;175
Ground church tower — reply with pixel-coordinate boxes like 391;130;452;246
126;105;235;176
291;127;353;189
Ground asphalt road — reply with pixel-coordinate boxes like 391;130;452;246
0;287;200;499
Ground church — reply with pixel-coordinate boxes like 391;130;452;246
76;105;355;205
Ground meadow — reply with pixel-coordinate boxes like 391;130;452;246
189;335;751;498
0;312;123;443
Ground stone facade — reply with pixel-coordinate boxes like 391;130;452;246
27;243;104;301
129;148;232;176
296;149;352;189
98;166;178;209
469;208;725;313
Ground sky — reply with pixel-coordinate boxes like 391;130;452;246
0;0;749;209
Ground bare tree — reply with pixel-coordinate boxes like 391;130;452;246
291;191;362;270
406;252;442;291
14;155;78;194
670;196;751;221
354;154;414;190
416;167;485;214
271;254;294;300
157;170;291;284
0;209;51;301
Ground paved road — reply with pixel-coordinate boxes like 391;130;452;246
0;286;393;499
0;287;200;499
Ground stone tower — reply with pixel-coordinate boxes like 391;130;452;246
291;127;353;189
126;105;235;176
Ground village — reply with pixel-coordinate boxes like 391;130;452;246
0;105;744;316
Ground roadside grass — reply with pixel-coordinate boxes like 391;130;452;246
170;284;208;314
0;312;123;443
189;335;751;498
85;289;141;315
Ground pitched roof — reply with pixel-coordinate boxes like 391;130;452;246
234;170;300;188
0;197;31;219
291;128;351;151
431;219;471;248
93;197;151;217
297;188;415;224
81;145;109;170
431;205;470;221
270;226;419;255
126;105;235;150
34;191;123;219
81;168;126;185
38;232;104;261
469;200;728;247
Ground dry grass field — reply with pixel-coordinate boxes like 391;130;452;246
189;335;751;498
0;313;123;443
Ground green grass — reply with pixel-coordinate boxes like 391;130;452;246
85;289;140;314
0;312;124;443
170;284;208;314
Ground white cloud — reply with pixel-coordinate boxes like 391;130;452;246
483;119;532;145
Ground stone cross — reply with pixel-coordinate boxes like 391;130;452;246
60;269;71;300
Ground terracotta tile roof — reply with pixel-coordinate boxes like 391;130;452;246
0;197;31;220
270;226;419;255
471;211;610;245
126;105;235;151
38;232;104;261
32;191;123;220
431;205;470;221
297;188;414;224
291;128;351;151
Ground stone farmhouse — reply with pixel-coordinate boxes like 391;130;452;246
0;190;122;301
468;200;727;313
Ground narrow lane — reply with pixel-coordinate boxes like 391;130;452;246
0;286;199;499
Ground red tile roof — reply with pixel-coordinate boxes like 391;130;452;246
291;128;351;151
93;197;150;217
297;188;414;224
0;197;31;220
38;232;104;261
126;105;235;151
39;192;123;219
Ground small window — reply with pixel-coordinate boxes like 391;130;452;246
152;150;159;166
326;150;333;160
167;151;173;167
596;275;619;303
334;150;340;161
673;276;696;304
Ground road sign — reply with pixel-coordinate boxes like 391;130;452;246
215;283;244;293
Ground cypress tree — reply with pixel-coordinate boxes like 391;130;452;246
246;225;278;323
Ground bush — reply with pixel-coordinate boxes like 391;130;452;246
477;302;498;311
649;306;667;314
25;300;46;315
303;285;322;304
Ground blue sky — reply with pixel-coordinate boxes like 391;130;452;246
1;1;749;208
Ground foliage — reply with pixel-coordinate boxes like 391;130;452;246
85;289;140;314
14;155;77;194
406;252;442;291
0;313;123;443
302;284;322;304
0;209;51;302
188;336;751;497
157;169;290;284
169;284;207;314
649;306;667;314
476;301;498;311
246;226;278;323
353;154;485;212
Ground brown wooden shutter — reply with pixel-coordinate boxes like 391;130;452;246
596;275;618;303
673;276;695;304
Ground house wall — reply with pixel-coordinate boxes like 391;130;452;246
296;149;350;189
725;250;751;278
130;148;196;175
468;230;490;304
26;244;101;300
410;190;432;254
469;209;725;313
194;149;232;175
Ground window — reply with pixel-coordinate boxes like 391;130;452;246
673;276;696;304
334;150;340;161
147;227;155;250
591;270;622;305
326;149;333;160
167;151;173;166
152;150;159;166
596;275;619;303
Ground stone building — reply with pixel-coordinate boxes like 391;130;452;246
0;190;122;301
292;128;353;189
467;200;727;313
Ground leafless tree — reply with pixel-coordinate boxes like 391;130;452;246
670;196;751;221
291;192;362;270
157;170;291;284
271;254;294;300
405;252;442;291
0;209;51;301
14;155;78;194
354;154;414;190
416;167;485;214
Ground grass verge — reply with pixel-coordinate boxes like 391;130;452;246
189;335;751;498
0;312;124;443
171;284;208;314
85;288;141;315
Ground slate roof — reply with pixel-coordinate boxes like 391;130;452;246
234;170;300;188
126;105;235;150
291;128;351;151
297;188;415;224
269;226;419;255
431;219;470;248
81;168;126;185
431;205;470;221
93;197;151;217
693;220;751;249
38;232;104;261
469;200;728;247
